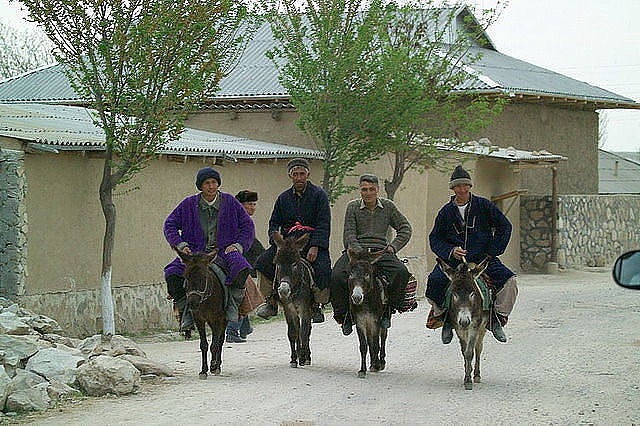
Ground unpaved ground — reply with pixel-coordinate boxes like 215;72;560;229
17;269;640;425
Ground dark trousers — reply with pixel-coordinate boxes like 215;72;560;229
254;244;332;290
330;251;409;320
166;274;186;301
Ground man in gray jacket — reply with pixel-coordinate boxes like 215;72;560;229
330;174;412;335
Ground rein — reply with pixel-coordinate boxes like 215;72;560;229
185;273;215;303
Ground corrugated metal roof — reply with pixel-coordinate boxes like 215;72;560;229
599;149;640;194
0;103;324;159
0;15;637;109
437;138;567;163
457;47;636;105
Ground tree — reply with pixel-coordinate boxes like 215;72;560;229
265;0;390;201
368;2;506;200
16;0;253;334
0;20;54;79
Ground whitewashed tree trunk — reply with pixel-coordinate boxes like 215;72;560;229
101;268;115;335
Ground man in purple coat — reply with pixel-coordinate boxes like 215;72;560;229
163;167;255;333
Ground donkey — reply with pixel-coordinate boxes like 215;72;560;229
176;249;227;379
272;231;314;368
347;248;388;378
437;257;490;390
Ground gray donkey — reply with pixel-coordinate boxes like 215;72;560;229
437;257;491;390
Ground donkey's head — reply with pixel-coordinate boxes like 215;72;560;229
437;257;489;328
175;248;217;306
272;231;310;300
347;247;384;305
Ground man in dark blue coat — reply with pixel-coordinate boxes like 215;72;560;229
425;165;518;344
254;158;331;322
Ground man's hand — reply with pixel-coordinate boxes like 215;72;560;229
306;246;318;262
452;246;467;260
225;245;238;254
385;245;395;254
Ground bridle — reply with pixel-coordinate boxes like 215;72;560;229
185;271;215;303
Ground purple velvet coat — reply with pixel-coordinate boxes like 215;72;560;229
163;192;254;285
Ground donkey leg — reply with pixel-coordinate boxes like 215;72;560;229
210;321;225;375
356;325;368;378
298;317;312;366
197;323;209;379
285;311;300;368
368;325;382;372
474;328;486;383
463;335;476;390
378;326;388;371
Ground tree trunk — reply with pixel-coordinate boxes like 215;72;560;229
99;153;116;335
384;151;406;201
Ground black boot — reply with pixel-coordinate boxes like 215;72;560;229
490;313;507;343
341;313;353;336
380;307;391;329
174;296;194;332
441;318;453;344
311;304;325;323
256;295;278;319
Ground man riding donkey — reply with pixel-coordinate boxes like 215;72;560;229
331;174;414;335
163;167;255;334
255;158;331;323
425;165;518;343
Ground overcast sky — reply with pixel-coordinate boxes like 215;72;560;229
1;0;639;152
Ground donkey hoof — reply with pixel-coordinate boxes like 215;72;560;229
211;368;221;376
300;359;311;366
290;361;298;368
369;365;380;372
199;372;208;380
357;371;366;379
473;375;481;383
464;382;473;390
379;361;386;371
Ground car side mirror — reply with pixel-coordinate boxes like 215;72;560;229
612;250;640;289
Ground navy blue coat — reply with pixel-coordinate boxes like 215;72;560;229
425;194;515;307
255;182;332;289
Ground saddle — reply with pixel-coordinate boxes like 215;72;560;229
374;271;418;313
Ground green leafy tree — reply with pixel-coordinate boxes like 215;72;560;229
369;2;506;200
16;0;253;334
0;20;54;79
265;0;390;201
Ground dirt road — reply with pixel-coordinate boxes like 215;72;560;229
19;269;640;425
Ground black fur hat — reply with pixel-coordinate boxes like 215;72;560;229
236;190;258;203
449;165;472;189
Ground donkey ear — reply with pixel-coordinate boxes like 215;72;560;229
436;257;455;281
472;257;491;278
174;247;193;263
347;247;359;261
272;231;284;246
294;233;311;250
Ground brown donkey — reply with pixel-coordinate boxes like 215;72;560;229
437;257;490;390
176;249;226;379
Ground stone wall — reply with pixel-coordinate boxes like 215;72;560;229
0;149;27;298
521;195;640;271
18;282;175;338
